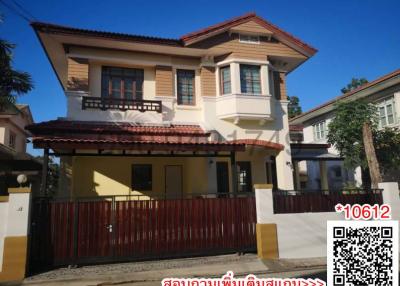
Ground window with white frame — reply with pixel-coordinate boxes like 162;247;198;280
240;64;261;94
313;121;327;141
377;97;396;127
239;34;260;44
220;66;231;95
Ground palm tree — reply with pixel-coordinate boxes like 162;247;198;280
0;38;33;109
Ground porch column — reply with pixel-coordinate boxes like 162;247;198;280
319;160;329;190
230;152;238;195
40;148;49;195
293;160;301;190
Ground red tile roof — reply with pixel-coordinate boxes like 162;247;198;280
180;13;317;56
32;137;245;152
290;68;400;122
31;22;182;46
229;139;284;151
289;124;304;132
32;13;317;56
27;120;209;136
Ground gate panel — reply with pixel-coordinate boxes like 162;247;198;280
30;196;256;271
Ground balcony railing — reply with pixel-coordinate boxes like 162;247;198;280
82;96;162;113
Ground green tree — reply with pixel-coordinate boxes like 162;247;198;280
288;96;302;118
327;100;400;187
0;38;33;108
341;78;368;94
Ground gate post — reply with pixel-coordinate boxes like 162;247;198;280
254;184;279;259
379;182;400;221
0;187;31;282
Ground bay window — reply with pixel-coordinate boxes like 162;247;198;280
220;66;231;95
240;64;261;94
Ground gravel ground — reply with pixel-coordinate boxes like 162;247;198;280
25;253;258;282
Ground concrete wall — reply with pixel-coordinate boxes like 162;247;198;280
255;183;400;259
0;188;31;282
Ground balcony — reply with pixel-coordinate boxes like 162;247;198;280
82;96;162;113
216;94;272;124
66;92;163;123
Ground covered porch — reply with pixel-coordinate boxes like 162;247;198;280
290;143;354;191
27;120;283;198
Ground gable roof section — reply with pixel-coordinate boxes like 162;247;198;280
31;13;317;57
180;13;317;56
290;68;400;124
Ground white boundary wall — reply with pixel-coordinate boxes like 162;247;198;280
255;183;400;259
0;190;31;271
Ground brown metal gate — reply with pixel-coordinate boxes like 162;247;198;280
29;195;256;272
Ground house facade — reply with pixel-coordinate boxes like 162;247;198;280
290;69;400;190
0;104;41;194
28;13;317;198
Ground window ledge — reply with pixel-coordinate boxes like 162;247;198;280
176;105;202;111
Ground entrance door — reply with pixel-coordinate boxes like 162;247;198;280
216;162;229;194
165;165;183;199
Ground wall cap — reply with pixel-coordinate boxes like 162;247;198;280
254;184;273;190
0;196;9;202
8;187;31;194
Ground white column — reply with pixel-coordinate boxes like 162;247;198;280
379;182;400;221
230;62;240;94
255;185;274;223
394;92;400;124
261;65;270;95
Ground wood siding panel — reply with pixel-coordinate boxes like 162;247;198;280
67;58;89;91
231;20;273;35
190;32;306;60
201;67;216;97
279;73;287;100
155;66;173;97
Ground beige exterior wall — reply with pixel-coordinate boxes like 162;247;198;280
0;117;28;154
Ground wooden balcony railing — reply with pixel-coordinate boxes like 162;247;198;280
82;96;162;113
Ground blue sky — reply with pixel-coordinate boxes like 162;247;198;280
1;0;400;155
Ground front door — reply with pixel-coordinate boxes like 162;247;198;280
165;165;183;199
216;162;229;194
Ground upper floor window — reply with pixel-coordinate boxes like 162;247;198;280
240;64;261;94
101;66;144;100
239;34;260;44
9;131;16;149
378;97;396;127
177;69;195;105
313;121;327;141
220;66;231;95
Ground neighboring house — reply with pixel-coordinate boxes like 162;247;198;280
290;69;400;190
0;103;41;195
27;12;317;198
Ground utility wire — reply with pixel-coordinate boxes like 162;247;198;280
0;0;34;22
9;0;37;21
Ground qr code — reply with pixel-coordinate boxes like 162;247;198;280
328;220;398;286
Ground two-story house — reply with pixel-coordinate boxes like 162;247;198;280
290;69;400;190
28;13;317;198
0;103;41;195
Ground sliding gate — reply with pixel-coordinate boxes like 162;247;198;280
29;195;256;272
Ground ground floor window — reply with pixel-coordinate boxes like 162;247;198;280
132;164;152;191
237;161;252;192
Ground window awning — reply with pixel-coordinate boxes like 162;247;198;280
290;143;342;161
